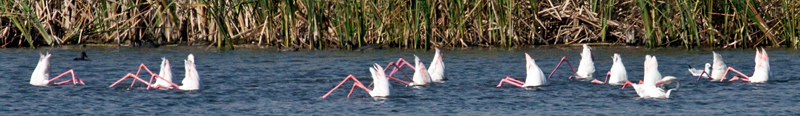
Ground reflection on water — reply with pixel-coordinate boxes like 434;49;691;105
1;46;799;115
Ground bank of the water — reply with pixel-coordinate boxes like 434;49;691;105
2;0;797;49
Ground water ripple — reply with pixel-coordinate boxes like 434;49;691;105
1;47;799;115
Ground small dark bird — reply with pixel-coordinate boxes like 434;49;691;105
73;52;90;61
277;47;299;52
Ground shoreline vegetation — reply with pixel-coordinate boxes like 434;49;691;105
1;0;798;49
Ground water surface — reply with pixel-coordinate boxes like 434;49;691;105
2;46;799;115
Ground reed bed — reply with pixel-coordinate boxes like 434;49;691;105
0;0;797;49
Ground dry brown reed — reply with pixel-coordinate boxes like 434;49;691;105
0;0;796;49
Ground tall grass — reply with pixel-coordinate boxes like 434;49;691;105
783;0;800;47
634;0;790;48
0;0;797;49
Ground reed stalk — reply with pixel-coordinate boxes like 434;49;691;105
0;0;795;49
783;0;800;47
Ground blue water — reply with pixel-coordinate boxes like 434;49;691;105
1;46;799;115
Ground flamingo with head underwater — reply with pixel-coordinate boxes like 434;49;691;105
427;48;445;82
150;57;174;89
621;55;680;98
548;44;593;80
30;52;84;86
109;54;201;90
642;55;662;86
378;47;445;86
591;53;628;85
179;54;201;90
722;48;770;83
320;63;391;99
691;52;727;81
408;55;432;86
623;76;679;98
496;53;547;87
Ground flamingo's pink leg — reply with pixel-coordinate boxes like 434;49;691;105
729;76;750;82
321;75;372;99
385;59;415;80
605;71;610;83
148;75;180;90
148;74;181;90
621;81;633;89
590;80;605;84
138;65;158;90
383;62;411;84
370;62;412;86
696;70;711;81
381;58;416;85
591;71;611;84
133;64;158;89
386;76;410;85
387;67;412;82
119;64;181;90
135;64;157;77
367;58;418;87
110;64;161;89
620;80;644;89
151;85;174;90
496;77;525;87
393;58;416;70
346;82;371;98
547;56;577;79
130;78;137;89
505;77;525;84
722;67;751;82
109;73;153;88
49;69;84;85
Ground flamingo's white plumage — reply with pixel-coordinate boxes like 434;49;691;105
628;81;677;98
179;54;201;90
153;57;174;88
522;53;547;87
495;53;548;87
642;55;662;86
30;52;52;86
656;76;679;87
710;52;727;81
607;53;628;85
428;48;445;82
626;56;679;98
368;63;391;97
409;55;432;86
575;44;595;79
748;48;769;83
319;63;393;99
721;48;770;83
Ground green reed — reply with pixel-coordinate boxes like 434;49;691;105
783;0;800;47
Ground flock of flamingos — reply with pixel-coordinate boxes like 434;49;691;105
321;44;771;99
28;53;201;90
25;44;770;99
